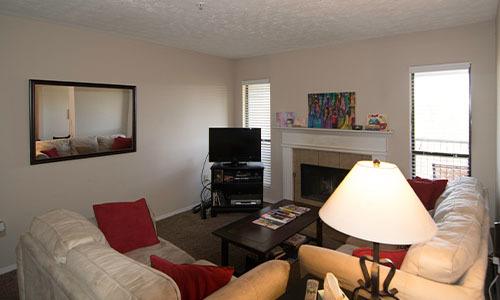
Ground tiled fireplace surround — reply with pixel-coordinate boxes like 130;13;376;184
293;149;370;206
280;128;391;206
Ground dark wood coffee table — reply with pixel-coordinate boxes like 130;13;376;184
212;200;322;266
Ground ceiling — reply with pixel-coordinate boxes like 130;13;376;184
0;0;497;59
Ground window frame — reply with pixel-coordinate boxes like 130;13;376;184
410;63;472;179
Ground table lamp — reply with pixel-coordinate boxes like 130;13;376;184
319;160;437;299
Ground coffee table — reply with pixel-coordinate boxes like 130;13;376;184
212;200;322;266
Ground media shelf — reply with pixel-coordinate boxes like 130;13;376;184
210;162;264;217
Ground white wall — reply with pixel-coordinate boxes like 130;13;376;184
497;3;500;219
0;15;234;270
234;21;497;217
74;87;131;137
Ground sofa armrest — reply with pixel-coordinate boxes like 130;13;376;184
205;260;290;300
299;245;482;300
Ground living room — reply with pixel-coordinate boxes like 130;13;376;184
0;0;499;299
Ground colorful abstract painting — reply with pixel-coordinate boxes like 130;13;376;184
307;92;356;129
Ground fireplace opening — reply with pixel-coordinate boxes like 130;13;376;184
301;164;349;202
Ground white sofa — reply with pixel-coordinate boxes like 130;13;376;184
17;209;290;300
35;134;127;159
299;177;489;300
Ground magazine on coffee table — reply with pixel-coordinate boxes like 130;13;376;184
279;204;310;216
252;217;284;230
253;205;310;230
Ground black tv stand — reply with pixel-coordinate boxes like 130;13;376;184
210;162;264;217
223;162;247;167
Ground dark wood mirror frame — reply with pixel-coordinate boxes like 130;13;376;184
29;79;137;165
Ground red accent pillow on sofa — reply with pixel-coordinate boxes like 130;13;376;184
93;198;159;253
407;177;448;210
111;137;132;150
150;255;234;300
41;147;60;158
352;248;408;269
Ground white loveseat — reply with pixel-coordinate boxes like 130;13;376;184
17;209;290;300
35;134;127;159
299;177;489;300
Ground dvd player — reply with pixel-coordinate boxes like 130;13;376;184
230;200;262;206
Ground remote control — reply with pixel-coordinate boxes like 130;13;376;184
305;279;319;300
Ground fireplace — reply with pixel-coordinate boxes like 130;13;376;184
301;164;349;202
292;149;371;206
281;127;390;205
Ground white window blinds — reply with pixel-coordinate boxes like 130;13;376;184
242;80;271;187
410;64;471;180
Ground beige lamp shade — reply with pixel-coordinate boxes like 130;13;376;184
319;160;437;245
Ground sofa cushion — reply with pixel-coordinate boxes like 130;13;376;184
66;243;180;300
193;260;237;281
93;198;160;253
41;147;60;158
150;255;233;300
97;134;125;152
70;136;98;155
36;139;71;157
29;209;107;264
407;177;447;210
111;136;133;150
352;247;408;269
401;177;485;283
125;237;195;266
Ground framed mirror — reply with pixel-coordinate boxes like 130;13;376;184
30;79;136;165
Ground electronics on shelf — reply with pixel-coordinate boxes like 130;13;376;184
208;127;264;217
210;162;264;216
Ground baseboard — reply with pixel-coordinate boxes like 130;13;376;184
0;264;16;275
155;203;199;221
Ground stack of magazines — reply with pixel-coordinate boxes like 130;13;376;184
252;204;310;230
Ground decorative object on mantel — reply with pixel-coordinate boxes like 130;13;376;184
366;113;388;131
307;92;355;129
293;115;307;128
276;112;296;127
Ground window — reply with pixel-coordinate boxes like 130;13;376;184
410;63;471;180
242;80;271;187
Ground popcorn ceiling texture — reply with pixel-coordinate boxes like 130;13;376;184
0;0;496;58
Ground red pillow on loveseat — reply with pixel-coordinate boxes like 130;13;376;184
93;198;160;253
41;147;60;158
352;247;408;269
111;136;132;150
407;177;447;210
150;255;234;300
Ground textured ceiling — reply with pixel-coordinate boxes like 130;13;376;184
0;0;497;58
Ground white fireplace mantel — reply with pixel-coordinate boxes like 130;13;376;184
279;127;392;200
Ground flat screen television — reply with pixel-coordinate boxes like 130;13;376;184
209;128;261;163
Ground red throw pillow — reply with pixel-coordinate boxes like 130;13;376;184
111;137;132;150
41;147;60;158
150;255;234;300
352;247;408;269
407;177;448;210
93;198;159;253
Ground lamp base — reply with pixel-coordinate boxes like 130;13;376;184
352;243;399;300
